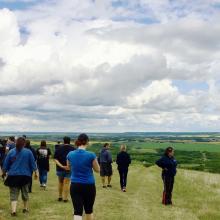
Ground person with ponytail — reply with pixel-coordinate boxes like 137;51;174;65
156;147;177;205
2;137;38;216
66;134;100;220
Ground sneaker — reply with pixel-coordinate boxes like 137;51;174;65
122;188;126;192
107;185;112;188
11;212;17;217
102;186;107;188
63;200;68;203
58;198;63;202
42;184;46;190
22;209;29;213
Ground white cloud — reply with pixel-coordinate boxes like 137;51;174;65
0;1;220;132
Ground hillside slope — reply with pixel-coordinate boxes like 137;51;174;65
0;164;220;220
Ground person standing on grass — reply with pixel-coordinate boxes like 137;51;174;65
116;145;131;192
156;147;177;206
2;137;38;217
67;133;100;220
36;140;51;189
99;143;113;188
54;136;75;202
25;139;37;193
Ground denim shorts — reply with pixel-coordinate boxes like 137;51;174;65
56;171;71;179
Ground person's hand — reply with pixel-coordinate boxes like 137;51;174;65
2;173;6;180
163;168;168;171
34;172;38;180
62;166;70;171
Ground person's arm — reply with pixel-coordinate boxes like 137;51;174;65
128;154;131;165
65;160;71;171
92;159;100;173
107;151;113;163
156;157;165;169
29;152;38;179
54;159;66;169
2;153;10;178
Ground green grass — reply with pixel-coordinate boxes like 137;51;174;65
1;163;220;220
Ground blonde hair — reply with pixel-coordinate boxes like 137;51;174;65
120;145;127;152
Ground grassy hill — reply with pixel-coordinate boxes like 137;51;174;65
0;163;220;220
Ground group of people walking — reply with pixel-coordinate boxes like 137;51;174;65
0;133;177;219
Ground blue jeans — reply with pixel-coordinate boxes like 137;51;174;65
39;169;48;185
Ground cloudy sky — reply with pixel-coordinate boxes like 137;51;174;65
0;0;220;132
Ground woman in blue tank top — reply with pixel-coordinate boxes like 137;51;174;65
66;134;100;220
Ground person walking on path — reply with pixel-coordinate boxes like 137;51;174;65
36;140;51;189
54;136;75;202
67;133;100;220
2;137;38;216
116;145;131;192
156;147;177;205
99;143;113;188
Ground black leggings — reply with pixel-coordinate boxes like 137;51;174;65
162;175;174;205
118;169;128;189
70;183;96;216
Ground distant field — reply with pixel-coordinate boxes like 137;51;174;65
29;139;220;174
1;164;220;220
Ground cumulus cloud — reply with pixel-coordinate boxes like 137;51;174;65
0;0;220;132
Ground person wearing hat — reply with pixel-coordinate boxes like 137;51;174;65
54;136;75;202
156;147;177;205
67;133;100;220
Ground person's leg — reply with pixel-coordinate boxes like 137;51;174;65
63;177;70;201
124;169;128;188
118;170;123;189
162;175;166;205
101;176;106;187
42;170;48;187
107;164;113;187
168;176;174;204
84;184;96;220
58;176;64;200
107;176;112;186
9;187;20;214
28;173;33;193
21;184;29;211
70;183;83;219
39;169;43;186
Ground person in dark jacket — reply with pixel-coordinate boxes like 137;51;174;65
156;147;177;205
25;140;37;193
116;145;131;192
98;143;113;188
54;136;75;202
36;140;51;189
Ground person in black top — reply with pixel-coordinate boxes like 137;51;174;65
116;145;131;192
36;140;51;189
156;147;177;205
25;140;37;193
54;136;75;202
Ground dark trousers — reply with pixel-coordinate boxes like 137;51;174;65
28;177;33;193
118;169;128;189
70;183;96;216
162;175;174;205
